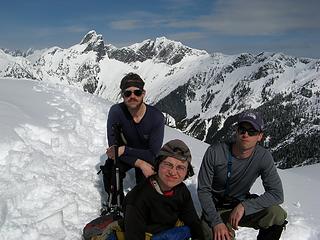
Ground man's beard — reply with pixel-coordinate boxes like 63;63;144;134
125;98;143;111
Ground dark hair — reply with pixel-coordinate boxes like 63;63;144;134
154;155;195;180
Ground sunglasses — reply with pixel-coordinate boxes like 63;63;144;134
122;89;143;98
237;126;260;136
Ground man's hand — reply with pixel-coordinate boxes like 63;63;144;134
106;145;125;160
213;223;233;240
134;159;155;177
229;203;245;230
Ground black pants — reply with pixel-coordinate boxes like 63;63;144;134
102;158;145;206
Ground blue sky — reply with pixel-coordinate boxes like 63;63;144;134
1;0;319;58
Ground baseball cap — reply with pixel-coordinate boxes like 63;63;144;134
238;111;264;132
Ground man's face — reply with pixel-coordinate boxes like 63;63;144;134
122;86;145;110
236;122;263;151
157;156;188;191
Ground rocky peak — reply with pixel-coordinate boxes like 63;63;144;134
148;37;206;64
80;30;101;45
80;30;106;61
107;36;207;65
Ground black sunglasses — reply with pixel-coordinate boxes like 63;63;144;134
122;89;143;98
237;126;260;136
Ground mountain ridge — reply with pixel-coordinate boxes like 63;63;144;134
1;30;319;168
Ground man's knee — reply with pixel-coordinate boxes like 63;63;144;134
200;219;213;240
200;219;236;240
259;205;287;228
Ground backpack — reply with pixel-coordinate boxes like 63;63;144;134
83;214;123;240
83;211;191;240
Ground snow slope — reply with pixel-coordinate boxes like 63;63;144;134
0;78;319;239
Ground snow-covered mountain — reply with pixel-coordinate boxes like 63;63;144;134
0;49;37;79
1;30;319;168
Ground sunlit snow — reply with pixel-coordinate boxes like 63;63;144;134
0;78;319;239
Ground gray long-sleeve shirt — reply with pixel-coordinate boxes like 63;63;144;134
197;142;284;227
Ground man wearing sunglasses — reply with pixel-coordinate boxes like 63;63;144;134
198;111;287;240
102;72;165;210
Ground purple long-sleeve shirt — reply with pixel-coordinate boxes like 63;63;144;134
107;102;165;166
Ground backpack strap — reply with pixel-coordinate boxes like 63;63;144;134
224;150;233;196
